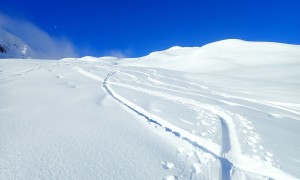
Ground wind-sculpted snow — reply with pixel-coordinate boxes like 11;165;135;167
0;40;300;179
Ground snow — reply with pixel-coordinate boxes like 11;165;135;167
1;39;300;179
0;29;36;59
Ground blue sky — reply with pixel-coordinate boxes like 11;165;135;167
1;0;300;57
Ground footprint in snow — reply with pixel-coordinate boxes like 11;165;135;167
200;132;207;137
177;147;185;154
264;156;273;162
163;175;177;180
186;151;194;158
258;145;264;150
192;163;201;173
266;152;273;157
249;136;258;143
162;161;175;170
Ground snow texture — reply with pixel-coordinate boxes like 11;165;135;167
1;39;300;179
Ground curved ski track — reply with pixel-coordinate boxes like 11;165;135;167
74;66;298;180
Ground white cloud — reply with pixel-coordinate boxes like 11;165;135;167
0;12;78;59
105;48;133;58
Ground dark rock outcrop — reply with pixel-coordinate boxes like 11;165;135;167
0;45;7;53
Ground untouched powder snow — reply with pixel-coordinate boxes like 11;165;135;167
0;39;300;179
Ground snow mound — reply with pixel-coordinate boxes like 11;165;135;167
123;39;300;78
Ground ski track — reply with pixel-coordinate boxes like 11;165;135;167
214;92;300;120
119;68;300;121
13;65;43;77
118;70;300;122
73;65;298;180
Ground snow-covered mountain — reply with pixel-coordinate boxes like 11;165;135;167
0;40;300;180
0;27;77;59
0;28;36;59
123;39;300;75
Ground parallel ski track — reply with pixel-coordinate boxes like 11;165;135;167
74;66;297;180
118;68;300;121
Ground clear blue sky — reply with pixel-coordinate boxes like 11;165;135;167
1;0;300;57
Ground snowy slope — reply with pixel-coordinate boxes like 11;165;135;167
0;40;300;180
123;39;300;74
